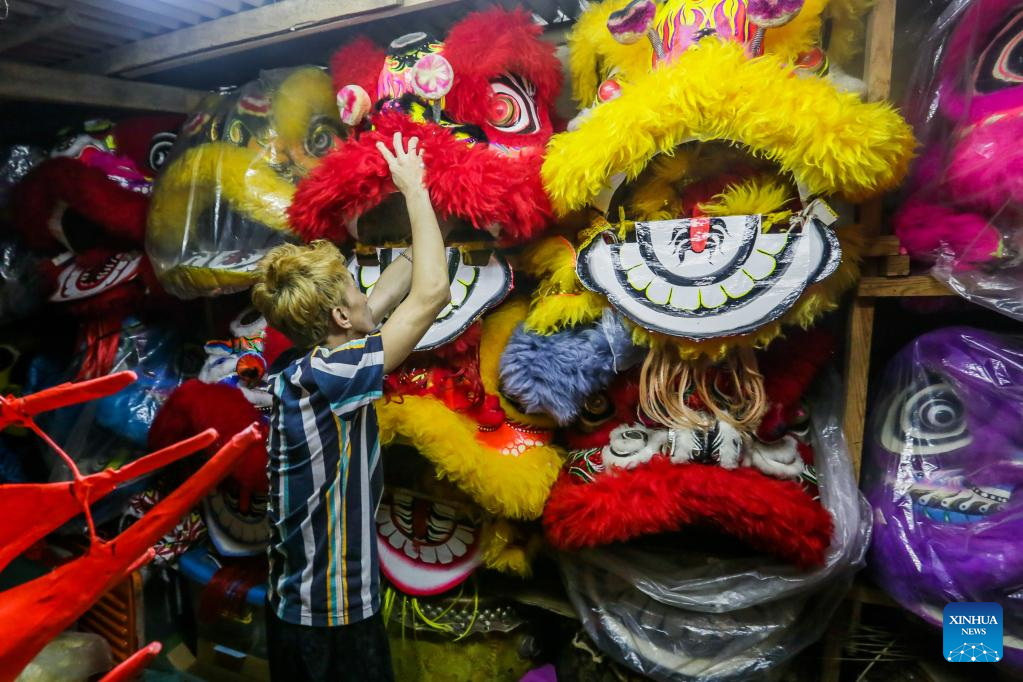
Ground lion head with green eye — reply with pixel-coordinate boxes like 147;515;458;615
146;67;347;299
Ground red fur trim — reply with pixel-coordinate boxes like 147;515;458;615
149;380;268;493
757;329;834;440
760;328;834;406
330;37;388;96
288;111;551;244
422;322;481;363
544;457;832;568
12;158;149;252
443;9;562;149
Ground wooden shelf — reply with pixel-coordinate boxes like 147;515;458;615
857;274;952;298
0;60;203;113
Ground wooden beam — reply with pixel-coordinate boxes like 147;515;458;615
857;275;952;298
27;0;170;37
75;0;189;32
73;0;401;76
0;60;204;113
0;10;77;54
843;297;875;480
864;0;897;103
111;0;206;26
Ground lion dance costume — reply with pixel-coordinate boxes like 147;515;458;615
496;1;914;677
288;7;563;606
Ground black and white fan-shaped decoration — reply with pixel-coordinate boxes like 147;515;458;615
577;204;841;339
349;246;513;350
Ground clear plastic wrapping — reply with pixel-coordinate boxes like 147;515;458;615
0;145;43;208
895;0;1023;319
557;372;870;681
14;632;112;682
146;67;342;299
863;327;1023;669
31;318;193;483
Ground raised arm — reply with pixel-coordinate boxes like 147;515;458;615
375;133;451;373
366;245;414;328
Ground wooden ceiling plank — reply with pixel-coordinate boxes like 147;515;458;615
103;0;205;27
149;0;230;20
24;0;168;36
116;0;481;79
0;60;205;113
73;0;401;76
191;0;246;11
11;5;152;42
49;28;127;50
9;42;81;59
72;0;189;31
0;9;78;54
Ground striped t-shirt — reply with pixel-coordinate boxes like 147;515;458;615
266;332;385;626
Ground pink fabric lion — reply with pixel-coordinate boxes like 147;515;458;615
896;0;1023;266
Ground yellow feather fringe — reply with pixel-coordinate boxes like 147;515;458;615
376;300;563;520
543;39;915;215
519;237;607;335
479;519;542;576
825;0;875;67
377;396;560;520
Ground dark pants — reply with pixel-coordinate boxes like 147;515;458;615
266;605;394;682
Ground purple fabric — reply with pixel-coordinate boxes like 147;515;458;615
747;0;804;26
519;664;557;682
865;327;1023;668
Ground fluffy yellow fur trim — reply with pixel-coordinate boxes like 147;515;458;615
479;519;542;576
544;39;915;215
376;396;560;520
825;0;875;67
520;237;607;334
630;223;863;360
148;141;295;255
568;0;829;106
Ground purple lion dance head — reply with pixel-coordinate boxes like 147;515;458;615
864;327;1023;667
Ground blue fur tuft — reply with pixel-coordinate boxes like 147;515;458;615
499;311;641;425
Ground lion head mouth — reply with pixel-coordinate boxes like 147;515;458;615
375;488;484;597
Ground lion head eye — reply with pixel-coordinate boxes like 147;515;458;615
486;74;540;135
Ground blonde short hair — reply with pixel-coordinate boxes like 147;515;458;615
251;240;349;349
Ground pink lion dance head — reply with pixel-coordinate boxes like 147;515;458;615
896;0;1023;267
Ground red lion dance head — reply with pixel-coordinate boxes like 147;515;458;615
288;8;562;246
287;10;564;601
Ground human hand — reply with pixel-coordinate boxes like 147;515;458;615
376;132;426;197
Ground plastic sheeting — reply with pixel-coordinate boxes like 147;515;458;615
895;0;1023;320
30;318;194;483
146;67;343;299
862;327;1023;669
15;632;112;682
557;372;869;681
